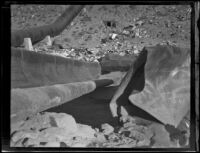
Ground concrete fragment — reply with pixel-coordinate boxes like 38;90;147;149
50;113;78;133
23;38;34;51
129;45;190;127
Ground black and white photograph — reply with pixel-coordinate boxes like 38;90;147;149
1;1;199;151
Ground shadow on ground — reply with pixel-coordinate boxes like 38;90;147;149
45;85;161;129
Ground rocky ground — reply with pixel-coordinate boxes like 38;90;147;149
11;5;191;61
10;5;191;148
10;111;189;148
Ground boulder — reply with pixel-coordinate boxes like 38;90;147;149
50;113;78;133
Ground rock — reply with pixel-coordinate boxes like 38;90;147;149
98;71;126;86
107;133;120;141
137;138;150;147
103;20;117;28
50;113;78;133
39;127;74;141
109;33;118;40
11;130;39;143
95;132;107;142
76;124;96;139
60;141;69;147
120;106;129;117
165;124;188;146
94;128;99;132
101;123;114;135
150;123;174;148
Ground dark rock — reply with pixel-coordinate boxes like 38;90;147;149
103;20;117;28
101;38;107;44
60;142;68;147
40;141;48;145
49;116;58;127
50;113;78;132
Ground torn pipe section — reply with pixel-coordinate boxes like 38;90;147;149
11;79;113;125
11;47;101;88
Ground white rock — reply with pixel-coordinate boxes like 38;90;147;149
119;52;125;56
120;106;129;116
110;33;118;39
23;38;34;51
50;113;78;133
11;130;39;143
76;124;96;139
133;49;140;55
101;123;114;135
